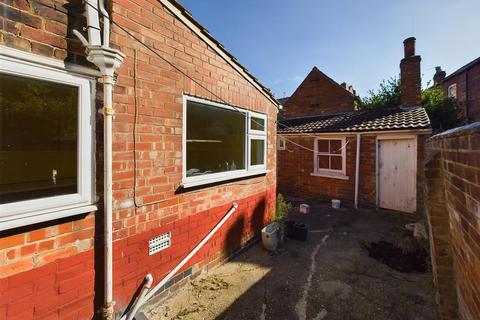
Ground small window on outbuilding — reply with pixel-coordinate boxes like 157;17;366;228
312;137;348;179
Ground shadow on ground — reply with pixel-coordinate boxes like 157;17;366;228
145;203;438;320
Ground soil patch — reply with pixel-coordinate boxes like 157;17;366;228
363;240;428;273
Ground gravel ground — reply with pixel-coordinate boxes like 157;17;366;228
143;204;438;320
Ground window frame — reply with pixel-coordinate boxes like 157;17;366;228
0;50;97;231
248;111;267;171
182;95;267;188
277;136;286;150
447;83;457;98
312;137;348;179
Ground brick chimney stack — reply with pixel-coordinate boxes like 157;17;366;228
433;66;446;85
400;37;422;106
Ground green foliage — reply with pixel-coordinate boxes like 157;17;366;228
357;77;465;132
357;78;401;110
275;193;292;225
421;85;464;132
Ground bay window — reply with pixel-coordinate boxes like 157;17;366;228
0;52;96;231
183;96;267;187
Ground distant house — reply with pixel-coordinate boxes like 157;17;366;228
433;57;480;122
279;67;356;119
0;0;278;318
277;37;431;214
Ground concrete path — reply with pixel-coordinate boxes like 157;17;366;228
144;204;438;320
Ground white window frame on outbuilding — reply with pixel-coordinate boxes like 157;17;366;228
182;95;268;188
311;136;349;180
0;46;97;231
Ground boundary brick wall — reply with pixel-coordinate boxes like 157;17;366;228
424;122;480;320
1;0;277;319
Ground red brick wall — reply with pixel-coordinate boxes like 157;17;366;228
281;67;355;119
358;136;377;207
1;0;277;318
277;136;355;206
0;190;275;320
441;63;480;122
424;122;480;320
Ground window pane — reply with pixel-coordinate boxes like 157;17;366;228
0;73;78;204
186;101;245;177
318;155;329;169
330;140;342;154
250;139;265;166
250;117;265;131
331;156;343;170
317;140;329;153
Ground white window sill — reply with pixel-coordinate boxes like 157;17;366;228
310;172;349;180
0;204;98;232
182;170;269;188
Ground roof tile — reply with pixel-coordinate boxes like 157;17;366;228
278;106;431;134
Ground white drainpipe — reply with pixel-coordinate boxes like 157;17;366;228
354;133;361;209
73;1;124;319
122;203;239;320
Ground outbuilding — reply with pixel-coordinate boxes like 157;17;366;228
277;38;432;213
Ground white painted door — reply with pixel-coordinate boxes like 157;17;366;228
378;138;417;213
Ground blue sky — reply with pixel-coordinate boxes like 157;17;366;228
179;0;480;99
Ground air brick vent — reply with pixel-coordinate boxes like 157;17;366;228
149;232;171;255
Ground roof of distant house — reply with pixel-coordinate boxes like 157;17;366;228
278;106;431;134
444;56;480;81
278;97;290;106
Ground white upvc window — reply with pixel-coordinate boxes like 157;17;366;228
447;83;457;98
312;137;348;180
182;95;267;188
277;136;286;150
248;112;267;171
0;50;96;231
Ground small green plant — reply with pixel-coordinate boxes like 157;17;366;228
275;193;292;226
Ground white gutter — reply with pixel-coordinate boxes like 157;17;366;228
122;203;239;320
73;1;124;319
354;133;361;209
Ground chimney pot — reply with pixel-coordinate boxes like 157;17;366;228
403;37;416;58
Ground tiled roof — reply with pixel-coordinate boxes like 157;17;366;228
278;97;290;106
278;106;431;134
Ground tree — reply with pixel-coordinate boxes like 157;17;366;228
421;85;464;132
357;77;464;132
356;77;401;110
